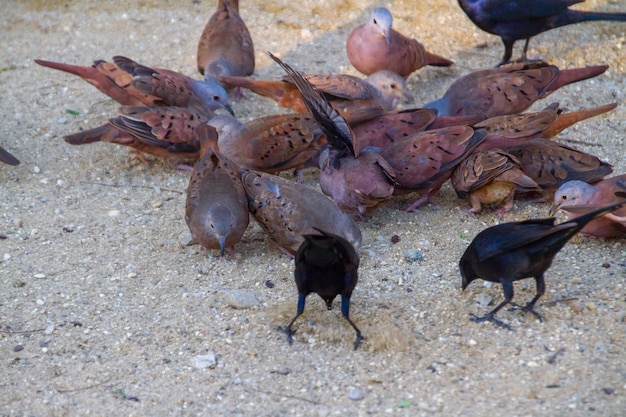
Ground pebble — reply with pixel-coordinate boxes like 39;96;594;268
474;293;493;308
217;290;259;309
178;231;196;247
405;250;424;264
32;166;40;174
44;324;55;335
58;117;68;124
13;345;24;352
191;352;217;369
34;273;46;279
347;388;364;401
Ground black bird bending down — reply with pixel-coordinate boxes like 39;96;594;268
459;195;626;328
458;0;626;65
278;228;364;350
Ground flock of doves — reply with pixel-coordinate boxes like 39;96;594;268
3;0;626;349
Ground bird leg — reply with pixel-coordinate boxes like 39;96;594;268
277;293;306;345
470;280;514;329
496;39;515;67
509;275;545;322
341;295;364;350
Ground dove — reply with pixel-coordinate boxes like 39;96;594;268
460;196;626;329
196;0;255;85
241;170;362;256
351;108;484;155
380;126;488;211
452;149;541;216
346;7;453;78
278;228;363;350
505;139;613;196
268;53;396;216
64;105;215;168
219;70;408;116
550;175;626;238
457;0;626;66
35;56;233;114
185;124;249;255
207;113;326;174
425;62;608;118
473;102;618;152
0;145;20;166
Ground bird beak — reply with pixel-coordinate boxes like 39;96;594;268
403;90;414;104
382;30;390;44
219;236;226;257
224;104;235;117
461;277;468;291
548;202;561;218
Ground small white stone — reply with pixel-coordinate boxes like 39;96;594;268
347;388;364;401
108;209;121;217
527;361;540;368
44;324;55;335
33;166;41;173
36;299;45;305
3;253;11;261
34;273;46;279
192;353;217;369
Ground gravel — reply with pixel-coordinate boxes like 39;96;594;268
1;0;625;416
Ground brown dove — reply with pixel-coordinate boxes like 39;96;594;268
351;108;484;155
196;0;255;83
207;113;325;174
550;175;626;238
64;105;214;168
473;102;618;152
268;53;396;216
505;139;613;197
425;62;608;118
452;149;540;216
185;124;250;255
346;7;453;78
219;70;408;117
0;145;20;166
381;126;488;211
35;56;233;114
241;170;362;256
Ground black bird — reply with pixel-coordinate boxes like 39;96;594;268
459;195;626;328
278;228;364;350
457;0;626;65
0;145;20;166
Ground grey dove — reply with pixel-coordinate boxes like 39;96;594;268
185;124;250;255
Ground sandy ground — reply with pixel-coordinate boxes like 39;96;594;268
1;0;626;415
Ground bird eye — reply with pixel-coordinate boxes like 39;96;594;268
390;83;397;89
373;19;377;24
213;95;220;101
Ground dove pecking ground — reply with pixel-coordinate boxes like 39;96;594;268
1;0;625;415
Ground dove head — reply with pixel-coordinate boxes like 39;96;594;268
550;180;597;217
365;70;408;110
207;204;239;256
192;76;234;116
370;7;392;43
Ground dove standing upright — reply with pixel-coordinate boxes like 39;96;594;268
279;228;364;350
197;0;255;86
346;7;453;78
551;175;626;238
185;124;250;255
460;196;626;328
457;0;626;65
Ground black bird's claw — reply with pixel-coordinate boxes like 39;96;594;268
470;313;512;330
277;325;295;345
507;303;544;322
353;332;365;351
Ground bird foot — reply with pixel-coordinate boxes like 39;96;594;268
276;325;295;345
353;332;365;351
508;303;543;322
470;313;511;330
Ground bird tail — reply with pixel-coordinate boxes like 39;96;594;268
565;10;626;25
542;102;617;138
0;146;20;166
545;65;608;96
64;124;116;145
424;51;454;67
